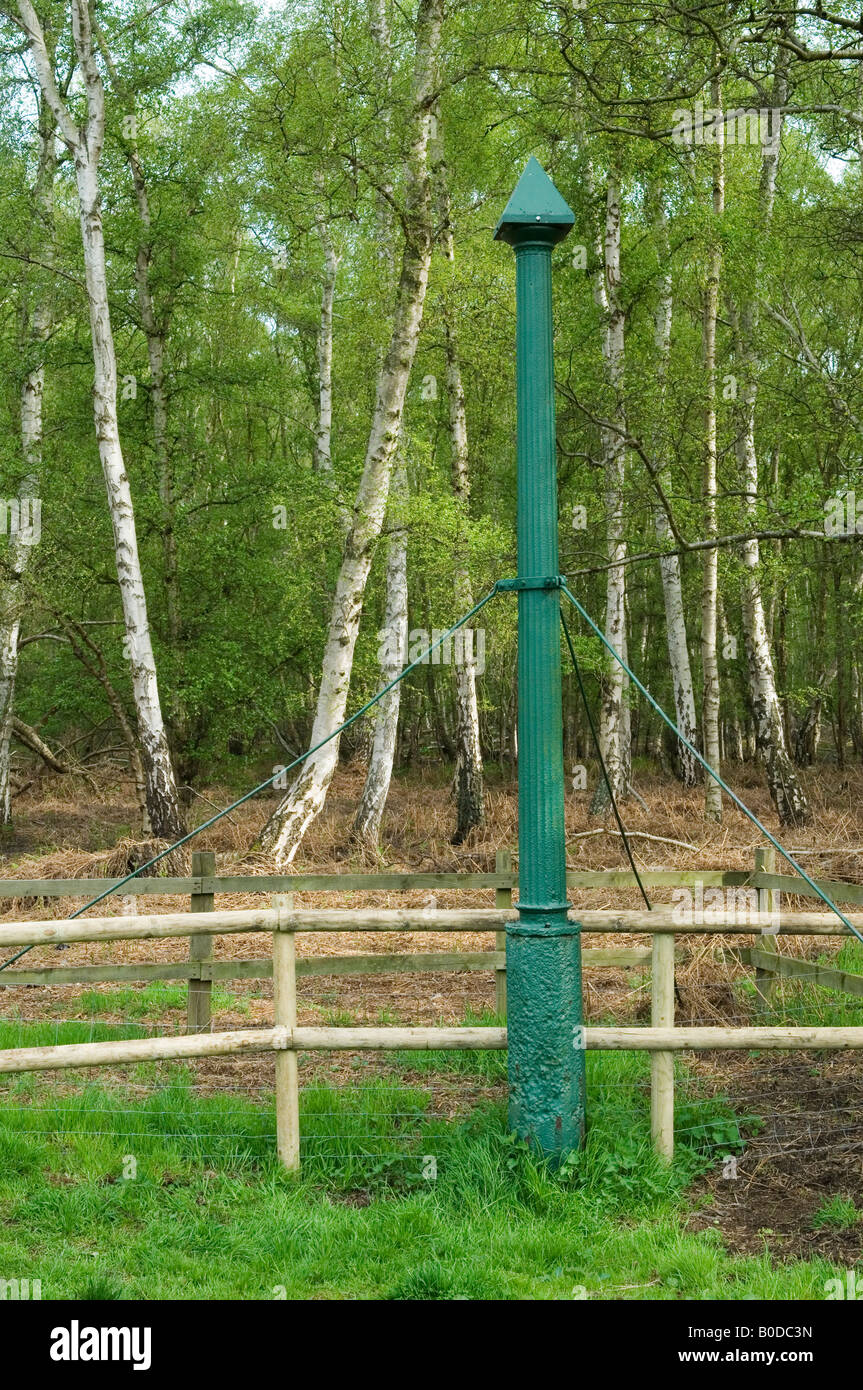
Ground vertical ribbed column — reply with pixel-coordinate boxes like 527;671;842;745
504;232;585;1162
514;241;567;918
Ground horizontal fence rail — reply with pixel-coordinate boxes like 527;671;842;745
0;870;733;896
3;1024;863;1078
745;947;863;998
0;907;861;951
2;846;862;1170
1;868;861;902
1;946;685;989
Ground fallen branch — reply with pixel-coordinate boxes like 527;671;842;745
10;717;69;773
180;785;240;826
567;828;700;852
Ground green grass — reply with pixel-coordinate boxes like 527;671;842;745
76;982;249;1021
0;982;250;1024
0;1018;151;1048
834;939;863;975
735;938;863;1027
0;1026;852;1300
811;1195;861;1231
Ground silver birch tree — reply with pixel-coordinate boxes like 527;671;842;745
590;169;631;813
16;0;183;837
728;52;809;825
260;0;442;863
352;0;410;847
650;185;698;785
0;92;55;823
435;115;483;841
701;68;725;820
352;457;408;844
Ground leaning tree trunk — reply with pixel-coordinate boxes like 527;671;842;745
590;170;631;814
93;22;191;772
59;615;150;833
0;95;55;824
259;0;442;865
352;458;408;845
120;115;180;650
352;0;408;848
18;0;184;839
794;663;835;767
75;170;184;839
650;187;698;785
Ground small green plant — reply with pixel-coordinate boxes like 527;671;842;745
322;1008;357;1027
76;1272;126;1301
677;1110;762;1156
385;1260;457;1299
811;1195;860;1230
384;1259;500;1300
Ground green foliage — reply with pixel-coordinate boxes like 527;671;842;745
0;1;860;789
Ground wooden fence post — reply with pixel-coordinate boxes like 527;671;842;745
754;846;778;1015
495;848;511;1017
650;931;675;1160
273;893;300;1172
187;850;214;1033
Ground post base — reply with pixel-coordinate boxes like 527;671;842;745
505;919;585;1163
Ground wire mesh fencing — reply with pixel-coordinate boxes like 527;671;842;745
1;893;862;1249
0;958;509;1190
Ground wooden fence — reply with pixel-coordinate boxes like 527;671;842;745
1;846;863;1168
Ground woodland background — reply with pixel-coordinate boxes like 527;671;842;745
1;0;861;862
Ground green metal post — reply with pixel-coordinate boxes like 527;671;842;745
495;158;585;1162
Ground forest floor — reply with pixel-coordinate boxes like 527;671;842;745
1;762;862;1297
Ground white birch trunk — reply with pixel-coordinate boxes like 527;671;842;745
701;68;724;820
75;164;182;839
101;22;182;814
312;198;352;539
352;0;408;847
352;458;408;844
0;405;43;826
0;585;23;823
650;189;698;785
134;223;179;651
729;57;809;825
436;120;483;842
94;24;182;702
123;135;180;650
314;212;340;482
445;318;484;841
259;0;442;864
0;97;56;824
590;170;630;814
17;0;183;839
850;568;863;758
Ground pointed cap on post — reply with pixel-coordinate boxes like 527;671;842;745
494;157;575;246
